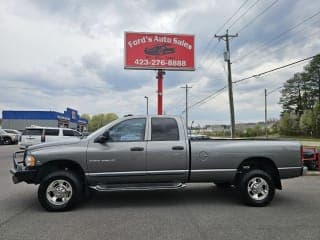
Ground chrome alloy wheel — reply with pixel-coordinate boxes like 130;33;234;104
46;180;73;206
247;177;269;201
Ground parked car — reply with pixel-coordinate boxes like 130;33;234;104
3;129;22;140
0;128;19;145
11;115;303;211
19;126;82;149
144;44;175;55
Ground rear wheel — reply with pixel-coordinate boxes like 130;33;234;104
38;170;83;211
238;169;275;207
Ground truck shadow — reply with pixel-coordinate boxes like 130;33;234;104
82;184;242;209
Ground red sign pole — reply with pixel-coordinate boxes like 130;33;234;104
157;70;164;115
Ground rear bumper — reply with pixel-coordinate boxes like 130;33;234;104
302;166;308;176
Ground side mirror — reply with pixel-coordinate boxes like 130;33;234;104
94;135;107;143
103;131;110;139
94;131;110;143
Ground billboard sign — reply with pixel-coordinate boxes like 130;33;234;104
124;32;195;71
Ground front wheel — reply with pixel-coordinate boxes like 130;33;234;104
38;170;83;211
3;137;12;145
238;169;275;207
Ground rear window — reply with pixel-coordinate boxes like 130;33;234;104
23;129;43;136
151;118;179;141
63;130;74;136
45;129;59;136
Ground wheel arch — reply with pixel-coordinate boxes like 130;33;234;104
36;159;85;184
235;157;282;190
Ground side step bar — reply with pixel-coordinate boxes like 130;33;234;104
90;183;186;192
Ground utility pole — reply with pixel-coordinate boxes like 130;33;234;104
215;29;238;138
144;96;149;115
265;89;268;138
181;84;192;135
157;70;165;115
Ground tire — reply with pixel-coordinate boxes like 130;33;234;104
238;169;275;207
38;170;83;211
3;137;12;145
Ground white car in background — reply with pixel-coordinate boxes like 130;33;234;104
0;129;19;145
3;129;22;139
19;126;82;149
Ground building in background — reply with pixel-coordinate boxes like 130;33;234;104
2;108;88;132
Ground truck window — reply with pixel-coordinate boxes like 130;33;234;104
63;130;74;136
45;129;59;136
108;118;146;142
151;118;179;141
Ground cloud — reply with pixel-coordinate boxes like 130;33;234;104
1;0;320;125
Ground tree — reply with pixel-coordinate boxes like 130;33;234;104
80;114;91;122
279;112;299;136
279;73;305;115
278;54;320;136
88;113;118;132
312;103;320;137
279;54;320;116
304;55;320;103
299;110;313;136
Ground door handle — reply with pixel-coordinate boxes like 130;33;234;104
130;147;144;151
172;146;184;150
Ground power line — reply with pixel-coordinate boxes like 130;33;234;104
198;0;250;66
188;54;318;111
237;0;279;33
235;9;320;62
233;55;317;85
238;17;320;64
188;86;227;110
228;0;262;30
216;0;250;34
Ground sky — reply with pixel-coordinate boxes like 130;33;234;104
0;0;319;126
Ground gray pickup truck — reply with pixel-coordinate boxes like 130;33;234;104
10;115;304;211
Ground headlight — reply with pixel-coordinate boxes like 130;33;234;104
25;154;36;167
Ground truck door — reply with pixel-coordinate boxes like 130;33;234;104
86;118;147;184
146;117;188;182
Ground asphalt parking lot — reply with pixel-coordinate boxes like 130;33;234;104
0;145;319;240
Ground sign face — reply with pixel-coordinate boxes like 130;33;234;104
124;32;195;71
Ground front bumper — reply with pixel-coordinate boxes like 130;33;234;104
10;151;38;184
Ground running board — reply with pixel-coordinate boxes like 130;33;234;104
90;183;186;192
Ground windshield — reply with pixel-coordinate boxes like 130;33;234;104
0;129;6;134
